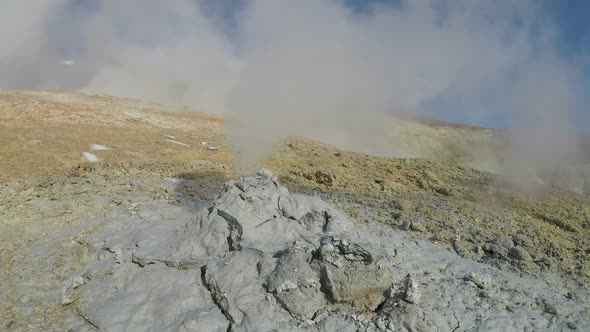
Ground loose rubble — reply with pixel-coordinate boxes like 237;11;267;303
54;169;589;331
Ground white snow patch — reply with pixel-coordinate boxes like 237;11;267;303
82;152;98;163
164;178;181;184
201;141;208;146
164;139;190;147
207;146;219;151
90;144;110;151
163;135;176;139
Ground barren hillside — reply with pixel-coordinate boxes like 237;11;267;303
1;91;589;331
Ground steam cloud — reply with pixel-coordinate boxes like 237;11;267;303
0;0;587;176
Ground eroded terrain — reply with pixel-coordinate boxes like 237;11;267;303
1;91;589;330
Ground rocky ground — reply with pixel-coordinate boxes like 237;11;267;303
1;91;589;331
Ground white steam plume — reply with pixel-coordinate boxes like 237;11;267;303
0;0;586;177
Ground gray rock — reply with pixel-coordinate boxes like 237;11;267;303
203;249;294;331
78;264;229;332
453;238;483;260
494;235;514;249
82;211;231;273
410;221;425;232
508;246;532;261
404;274;420;304
464;272;492;289
266;243;325;319
400;219;411;231
62;170;590;332
316;236;393;310
513;233;533;247
60;275;85;305
483;235;518;259
210;174;353;253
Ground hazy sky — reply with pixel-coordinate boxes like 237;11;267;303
0;0;586;132
348;0;590;131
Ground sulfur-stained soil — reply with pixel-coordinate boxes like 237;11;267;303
1;90;589;330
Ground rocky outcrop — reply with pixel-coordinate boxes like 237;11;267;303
67;170;590;331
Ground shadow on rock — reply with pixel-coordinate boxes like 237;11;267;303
170;170;229;208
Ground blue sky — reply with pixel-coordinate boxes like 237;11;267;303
549;2;590;134
363;0;589;131
210;0;590;131
351;1;590;132
545;1;590;57
524;1;590;133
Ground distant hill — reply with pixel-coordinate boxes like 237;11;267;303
1;90;586;194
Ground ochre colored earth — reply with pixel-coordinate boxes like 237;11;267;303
2;90;589;287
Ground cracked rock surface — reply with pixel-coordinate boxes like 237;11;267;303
6;170;590;331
